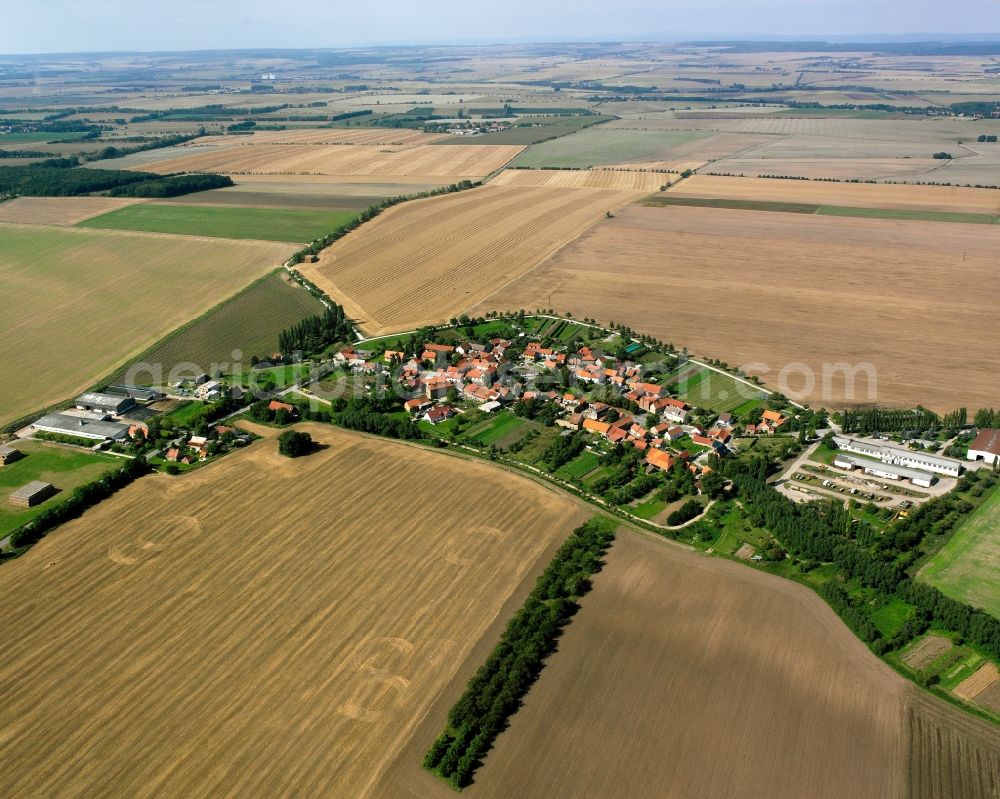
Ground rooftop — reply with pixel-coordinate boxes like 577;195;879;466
970;428;1000;457
33;412;130;440
834;454;934;483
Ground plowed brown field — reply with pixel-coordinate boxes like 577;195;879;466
471;204;1000;410
299;184;648;334
906;691;1000;799
0;425;585;798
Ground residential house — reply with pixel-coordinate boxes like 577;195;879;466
423;405;455;425
645;449;676;472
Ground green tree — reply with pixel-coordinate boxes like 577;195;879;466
278;430;312;458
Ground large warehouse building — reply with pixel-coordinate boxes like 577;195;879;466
32;413;130;442
833;454;934;488
833;436;961;478
75;392;135;415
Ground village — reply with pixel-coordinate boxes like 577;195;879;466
1;314;995;537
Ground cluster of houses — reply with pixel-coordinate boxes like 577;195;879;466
337;337;790;475
164;422;253;465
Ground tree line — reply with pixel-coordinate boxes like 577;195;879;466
424;517;616;788
839;407;939;435
0;163;231;198
108;173;233;198
277;305;354;358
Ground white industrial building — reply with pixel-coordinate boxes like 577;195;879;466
833;436;961;478
967;428;1000;466
833;454;934;488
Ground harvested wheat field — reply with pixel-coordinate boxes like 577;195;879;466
490;168;665;191
300;184;647;335
471;204;1000;410
217;128;448;146
671;175;1000;213
0;196;144;225
0;223;291;426
142;143;523;180
377;533;1000;799
954;662;1000;702
0;425;585;798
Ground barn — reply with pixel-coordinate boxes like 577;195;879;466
967;428;1000;466
75;392;135;415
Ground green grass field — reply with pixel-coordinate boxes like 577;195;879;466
867;596;916;637
463;414;528;446
674;366;768;413
555;450;601;481
0;131;89;144
79;204;358;243
109;271;325;384
0;440;120;537
513;128;711;168
919;485;1000;619
631;494;668;520
646;195;999;225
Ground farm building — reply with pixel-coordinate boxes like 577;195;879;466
75;392;135;415
106;385;164;404
32;413;130;441
967;428;1000;466
9;481;56;508
833;454;934;488
833;436;961;478
0;445;23;465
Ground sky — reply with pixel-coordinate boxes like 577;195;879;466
2;0;999;54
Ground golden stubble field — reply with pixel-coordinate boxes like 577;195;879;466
0;425;586;798
670;174;1000;213
489;168;666;191
471;204;1000;411
141;142;523;180
299;183;652;335
376;533;1000;799
0;223;291;426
